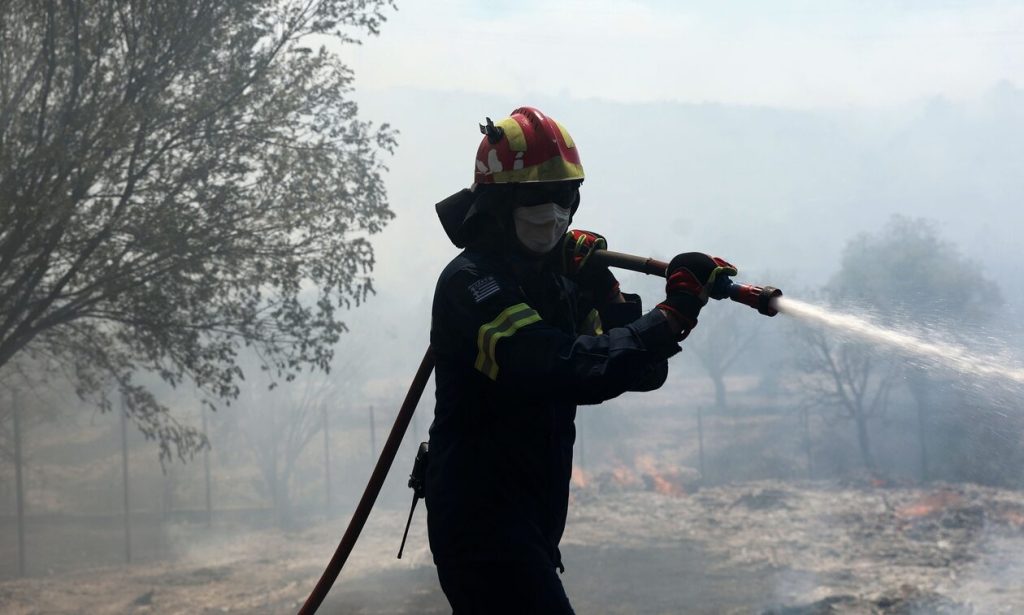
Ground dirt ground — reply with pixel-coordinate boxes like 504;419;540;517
3;480;1024;614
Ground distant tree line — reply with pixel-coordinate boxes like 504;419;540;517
683;215;1020;487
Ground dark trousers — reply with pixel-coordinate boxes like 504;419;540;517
436;561;576;615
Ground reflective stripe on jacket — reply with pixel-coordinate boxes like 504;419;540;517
425;248;680;568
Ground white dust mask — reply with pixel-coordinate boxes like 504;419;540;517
512;203;571;255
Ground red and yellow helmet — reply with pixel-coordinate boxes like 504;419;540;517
474;106;584;185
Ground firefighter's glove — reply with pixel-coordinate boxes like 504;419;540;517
561;229;620;303
657;253;738;330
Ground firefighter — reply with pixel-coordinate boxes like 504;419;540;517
426;107;737;614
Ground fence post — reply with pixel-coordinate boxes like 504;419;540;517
323;405;332;517
13;388;26;576
120;398;132;564
202;410;212;528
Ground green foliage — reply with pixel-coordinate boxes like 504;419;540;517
0;0;396;460
829;215;1000;324
796;215;1003;476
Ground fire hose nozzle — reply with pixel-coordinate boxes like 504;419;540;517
587;250;783;317
726;283;783;317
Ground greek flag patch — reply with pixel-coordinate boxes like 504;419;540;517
468;276;500;303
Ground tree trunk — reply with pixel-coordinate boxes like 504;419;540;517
276;473;292;528
712;373;727;412
13;389;26;577
854;413;876;474
908;374;931;482
202;410;212;528
268;455;285;527
272;485;289;528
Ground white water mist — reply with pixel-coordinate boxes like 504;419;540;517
774;297;1024;386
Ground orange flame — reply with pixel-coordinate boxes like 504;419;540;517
571;465;589;489
634;454;659;475
609;465;640;488
896;490;963;519
635;454;686;497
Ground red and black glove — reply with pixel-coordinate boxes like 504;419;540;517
657;252;738;331
560;229;620;303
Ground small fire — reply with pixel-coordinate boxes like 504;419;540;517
571;465;589;489
896;490;964;519
609;465;640;488
635;454;686;497
573;456;690;497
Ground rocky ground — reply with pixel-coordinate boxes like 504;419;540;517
3;480;1024;614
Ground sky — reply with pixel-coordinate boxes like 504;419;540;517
341;0;1024;108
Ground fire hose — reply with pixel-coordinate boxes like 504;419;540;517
297;249;782;614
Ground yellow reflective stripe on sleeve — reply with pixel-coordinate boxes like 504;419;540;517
583;308;604;336
474;303;542;381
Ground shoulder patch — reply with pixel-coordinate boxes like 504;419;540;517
468;276;501;303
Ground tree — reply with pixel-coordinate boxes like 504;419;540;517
687;303;761;412
0;0;396;459
794;215;999;475
218;367;341;526
793;324;895;473
832;216;998;479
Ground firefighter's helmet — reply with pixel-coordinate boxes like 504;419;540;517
474;107;584;185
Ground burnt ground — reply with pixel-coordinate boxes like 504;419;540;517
0;519;772;614
324;542;777;615
3;480;1024;614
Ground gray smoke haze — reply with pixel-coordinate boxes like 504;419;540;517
345;84;1024;393
4;1;1024;613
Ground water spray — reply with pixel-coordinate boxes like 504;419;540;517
775;296;1024;386
592;249;1024;385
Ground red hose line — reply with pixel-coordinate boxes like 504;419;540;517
297;347;436;614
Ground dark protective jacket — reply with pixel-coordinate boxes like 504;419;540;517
425;247;681;570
